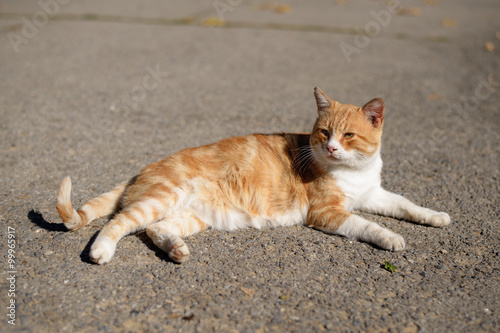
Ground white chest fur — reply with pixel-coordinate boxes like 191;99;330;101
329;153;383;212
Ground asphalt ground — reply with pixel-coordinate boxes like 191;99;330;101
0;1;499;332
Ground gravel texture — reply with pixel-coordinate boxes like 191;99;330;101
0;1;499;332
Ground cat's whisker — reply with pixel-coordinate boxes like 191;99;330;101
292;145;316;175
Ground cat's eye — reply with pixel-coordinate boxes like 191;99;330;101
344;133;355;139
320;129;330;137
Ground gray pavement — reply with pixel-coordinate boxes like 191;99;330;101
1;0;499;332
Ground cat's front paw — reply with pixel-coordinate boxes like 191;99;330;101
377;233;405;251
426;212;451;227
90;238;116;265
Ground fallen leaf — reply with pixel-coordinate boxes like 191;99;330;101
240;287;256;297
336;0;347;5
274;4;292;13
202;16;225;27
441;18;457;28
396;7;422;17
427;94;443;100
484;41;495;52
254;2;292;14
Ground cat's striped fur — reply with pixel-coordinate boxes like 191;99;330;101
56;87;451;264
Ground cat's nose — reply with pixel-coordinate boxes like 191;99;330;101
328;146;337;153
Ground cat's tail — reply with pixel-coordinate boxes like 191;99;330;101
56;177;127;231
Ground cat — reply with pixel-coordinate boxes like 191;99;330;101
56;87;451;264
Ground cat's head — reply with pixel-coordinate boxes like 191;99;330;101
310;87;385;169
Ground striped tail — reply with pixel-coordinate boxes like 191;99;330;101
56;177;127;231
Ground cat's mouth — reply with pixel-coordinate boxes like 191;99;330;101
326;150;342;161
327;154;339;160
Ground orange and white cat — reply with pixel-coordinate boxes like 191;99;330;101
56;87;451;264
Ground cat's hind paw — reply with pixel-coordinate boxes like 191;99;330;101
168;239;190;263
426;212;451;227
90;238;116;265
146;224;191;263
378;233;405;251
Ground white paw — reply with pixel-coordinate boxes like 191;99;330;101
426;212;451;227
168;239;190;264
90;238;116;265
377;232;406;251
337;216;406;252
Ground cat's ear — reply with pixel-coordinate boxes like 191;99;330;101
314;87;332;113
362;98;385;128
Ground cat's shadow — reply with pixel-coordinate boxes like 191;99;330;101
135;232;177;264
27;210;97;264
27;210;67;232
27;210;176;265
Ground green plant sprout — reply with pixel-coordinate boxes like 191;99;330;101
384;260;397;273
